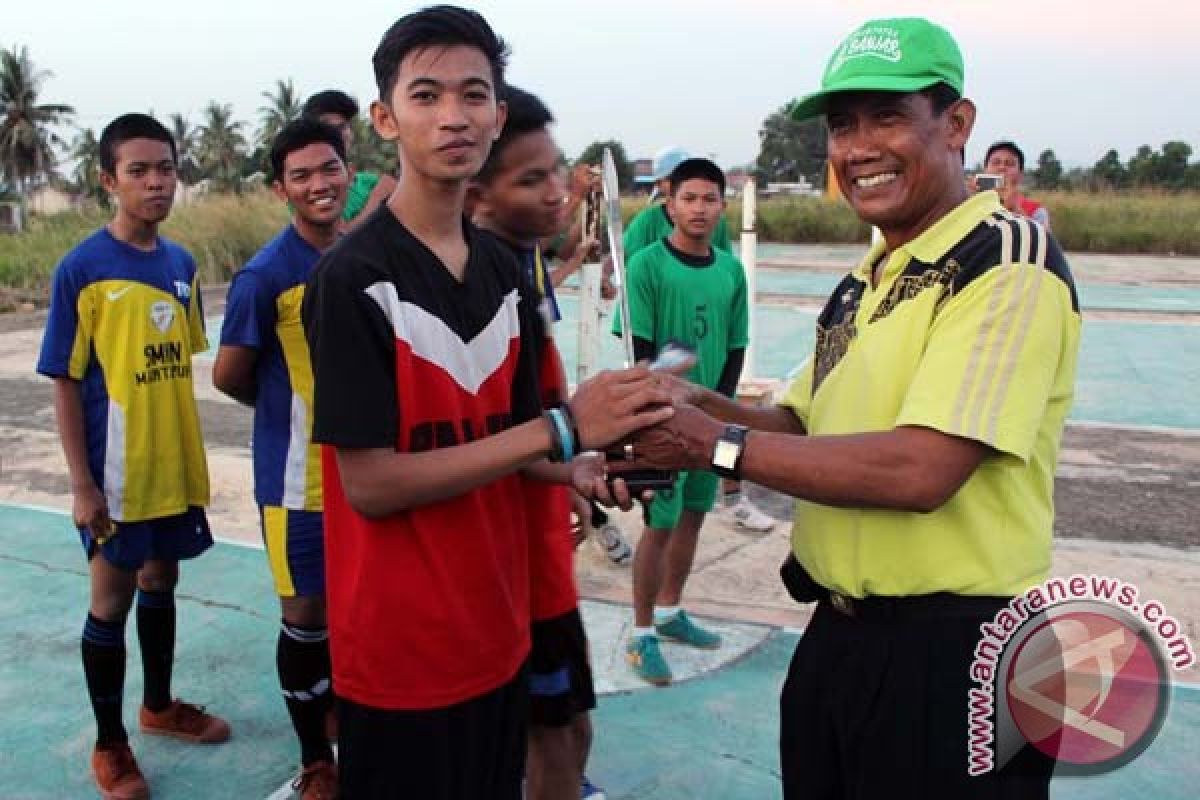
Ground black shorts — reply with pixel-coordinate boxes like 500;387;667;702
779;599;1056;800
337;665;528;800
529;607;596;728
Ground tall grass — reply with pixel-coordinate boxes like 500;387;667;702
626;190;1200;255
0;190;287;293
1038;190;1200;255
621;196;870;245
4;189;1199;306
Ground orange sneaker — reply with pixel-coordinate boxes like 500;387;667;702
91;743;149;800
138;700;231;744
292;760;339;800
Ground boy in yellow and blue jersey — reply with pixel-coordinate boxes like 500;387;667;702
37;113;230;800
213;118;349;799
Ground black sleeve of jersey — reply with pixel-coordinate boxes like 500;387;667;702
510;253;545;426
303;257;399;448
633;336;656;364
716;348;745;398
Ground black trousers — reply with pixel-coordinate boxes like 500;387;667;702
338;665;528;799
780;600;1055;800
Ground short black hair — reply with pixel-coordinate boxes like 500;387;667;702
985;140;1026;171
268;117;347;182
475;85;553;184
99;113;176;175
921;81;962;116
302;90;359;121
372;5;509;101
668;158;726;196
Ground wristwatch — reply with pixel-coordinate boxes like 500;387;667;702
710;424;749;479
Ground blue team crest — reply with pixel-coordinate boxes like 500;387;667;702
150;301;175;333
174;280;192;301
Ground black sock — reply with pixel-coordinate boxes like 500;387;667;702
82;613;127;746
136;589;175;712
278;621;333;766
589;501;609;528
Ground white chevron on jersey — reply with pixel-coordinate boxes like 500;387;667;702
364;282;521;394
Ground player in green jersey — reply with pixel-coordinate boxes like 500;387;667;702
614;158;749;685
301;90;395;230
623;147;732;256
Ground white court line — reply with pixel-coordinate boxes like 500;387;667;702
1067;420;1200;437
215;534;264;551
1;500;70;516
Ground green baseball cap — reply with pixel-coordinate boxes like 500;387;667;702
789;17;963;121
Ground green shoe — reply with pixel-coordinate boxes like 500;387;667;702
655;610;722;649
626;634;672;686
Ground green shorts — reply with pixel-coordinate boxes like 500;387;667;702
644;469;719;531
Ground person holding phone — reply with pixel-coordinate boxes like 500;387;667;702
982;140;1050;230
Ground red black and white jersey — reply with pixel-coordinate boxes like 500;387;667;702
502;240;579;622
303;208;541;711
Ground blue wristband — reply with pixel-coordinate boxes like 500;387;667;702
549;408;575;462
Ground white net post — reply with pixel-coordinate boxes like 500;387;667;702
739;178;758;382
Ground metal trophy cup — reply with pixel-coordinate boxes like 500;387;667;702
600;148;675;492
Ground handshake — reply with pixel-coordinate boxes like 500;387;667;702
559;363;724;508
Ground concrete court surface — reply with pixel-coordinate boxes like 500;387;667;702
0;505;1197;799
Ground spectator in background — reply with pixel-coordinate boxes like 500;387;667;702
301;89;396;230
983;140;1050;230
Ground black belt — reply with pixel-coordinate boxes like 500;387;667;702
820;588;1009;622
780;554;1010;622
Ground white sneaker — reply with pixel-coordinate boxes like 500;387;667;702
594;522;633;565
730;496;776;533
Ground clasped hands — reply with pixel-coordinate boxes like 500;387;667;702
565;366;723;508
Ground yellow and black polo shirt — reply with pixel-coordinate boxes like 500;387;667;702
781;192;1081;598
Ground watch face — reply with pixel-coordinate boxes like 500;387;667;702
713;439;740;470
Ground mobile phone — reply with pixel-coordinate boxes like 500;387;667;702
976;174;1004;192
650;341;697;373
605;468;677;494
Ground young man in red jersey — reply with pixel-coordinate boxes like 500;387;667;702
302;7;671;798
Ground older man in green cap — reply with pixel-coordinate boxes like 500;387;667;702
629;17;1078;798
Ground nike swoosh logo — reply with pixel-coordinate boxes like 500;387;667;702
107;287;132;301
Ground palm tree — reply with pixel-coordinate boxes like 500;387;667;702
168;112;201;184
196;101;247;192
257;78;302;150
0;45;75;195
70;128;105;206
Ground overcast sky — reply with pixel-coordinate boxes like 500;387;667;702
10;0;1199;169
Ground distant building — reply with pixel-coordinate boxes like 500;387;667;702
763;178;818;198
175;179;211;206
27;184;80;215
0;202;21;233
632;158;654;187
726;168;752;193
